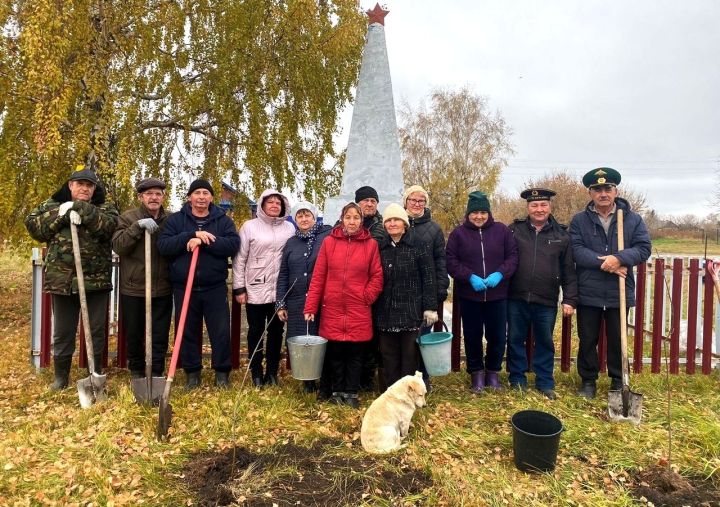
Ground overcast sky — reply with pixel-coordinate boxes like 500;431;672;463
346;0;720;217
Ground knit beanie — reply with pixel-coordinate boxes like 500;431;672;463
354;185;379;203
402;185;430;207
187;179;214;196
382;203;409;228
466;191;491;215
291;200;318;219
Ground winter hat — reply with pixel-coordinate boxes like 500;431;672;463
382;203;409;228
292;200;318;219
187;179;214;196
354;185;379;203
402;185;430;207
466;191;491;215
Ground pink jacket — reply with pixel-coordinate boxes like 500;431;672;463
232;189;295;304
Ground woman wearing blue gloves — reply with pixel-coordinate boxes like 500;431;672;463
446;191;518;391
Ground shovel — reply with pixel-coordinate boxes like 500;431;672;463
131;230;165;405
70;221;108;409
608;208;643;424
157;246;199;440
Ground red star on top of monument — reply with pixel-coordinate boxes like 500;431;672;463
366;3;389;26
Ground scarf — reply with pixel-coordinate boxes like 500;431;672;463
296;222;323;257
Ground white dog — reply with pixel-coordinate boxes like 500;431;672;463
360;371;427;454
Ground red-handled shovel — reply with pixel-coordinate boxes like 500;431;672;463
157;247;199;440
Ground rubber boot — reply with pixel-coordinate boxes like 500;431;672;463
471;371;485;392
50;356;72;391
214;371;229;388
329;392;345;405
303;380;317;394
185;370;202;390
577;380;596;399
93;354;103;375
485;370;502;390
264;373;279;387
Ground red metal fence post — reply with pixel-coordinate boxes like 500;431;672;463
669;259;683;374
702;263;714;374
651;258;665;373
686;259;700;374
633;262;646;373
451;285;461;372
560;315;572;372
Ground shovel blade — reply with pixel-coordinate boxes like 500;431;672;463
76;373;107;409
608;388;643;424
131;377;166;406
157;395;173;441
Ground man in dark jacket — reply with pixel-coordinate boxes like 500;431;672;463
570;168;651;398
404;184;449;390
25;166;118;389
355;185;386;391
507;188;578;399
112;178;172;378
157;179;240;388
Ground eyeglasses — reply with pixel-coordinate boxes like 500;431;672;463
407;198;426;205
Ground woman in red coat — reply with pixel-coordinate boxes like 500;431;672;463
304;202;383;408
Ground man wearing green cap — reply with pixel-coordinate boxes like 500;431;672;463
25;165;119;390
569;168;651;399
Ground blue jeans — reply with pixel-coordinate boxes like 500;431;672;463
507;300;557;390
459;298;507;373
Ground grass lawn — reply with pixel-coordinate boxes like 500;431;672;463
1;248;719;506
651;237;720;256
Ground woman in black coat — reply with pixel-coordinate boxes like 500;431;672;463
276;201;332;393
374;203;437;388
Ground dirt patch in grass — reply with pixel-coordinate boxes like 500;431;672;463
632;465;720;506
184;439;433;506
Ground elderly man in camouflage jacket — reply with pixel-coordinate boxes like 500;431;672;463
25;166;118;390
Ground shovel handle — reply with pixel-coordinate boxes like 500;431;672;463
145;230;153;380
70;222;96;373
166;247;200;382
617;209;629;386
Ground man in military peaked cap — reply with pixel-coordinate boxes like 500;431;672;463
25;165;119;390
507;188;577;399
569;168;651;399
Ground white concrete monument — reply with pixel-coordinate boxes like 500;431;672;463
323;3;404;222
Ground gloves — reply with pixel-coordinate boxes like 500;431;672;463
58;201;74;217
469;274;487;292
484;272;503;288
69;210;82;225
137;218;159;233
423;310;438;327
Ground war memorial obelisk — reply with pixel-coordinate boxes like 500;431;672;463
323;3;404;222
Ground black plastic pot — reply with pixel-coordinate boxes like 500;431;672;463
511;410;563;473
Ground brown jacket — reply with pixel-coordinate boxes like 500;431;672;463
112;205;171;297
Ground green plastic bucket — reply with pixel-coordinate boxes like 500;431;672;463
417;329;452;376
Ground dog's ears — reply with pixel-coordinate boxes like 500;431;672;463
414;371;422;378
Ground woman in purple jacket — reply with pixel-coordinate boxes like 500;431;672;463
446;191;518;392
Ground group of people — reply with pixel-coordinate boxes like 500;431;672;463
26;164;650;405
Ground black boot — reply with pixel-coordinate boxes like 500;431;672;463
93;354;103;375
252;376;265;388
577;380;596;399
303;380;317;393
343;392;360;409
185;370;202;390
264;373;279;386
130;370;145;380
50;356;72;391
214;371;230;388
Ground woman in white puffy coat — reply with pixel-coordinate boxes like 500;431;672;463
233;189;294;387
